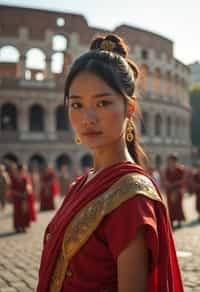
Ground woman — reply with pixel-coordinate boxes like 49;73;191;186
10;163;32;232
37;34;183;291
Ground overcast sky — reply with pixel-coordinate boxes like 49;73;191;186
0;0;199;64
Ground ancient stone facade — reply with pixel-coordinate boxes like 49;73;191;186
0;5;191;171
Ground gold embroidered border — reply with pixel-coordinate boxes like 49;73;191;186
49;173;163;292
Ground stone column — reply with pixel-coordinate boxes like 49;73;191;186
19;54;26;79
46;105;56;140
45;55;54;80
18;104;29;138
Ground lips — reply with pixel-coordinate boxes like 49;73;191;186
82;131;102;136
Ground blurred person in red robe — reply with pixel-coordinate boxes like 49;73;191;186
10;162;34;232
58;165;71;197
192;161;200;220
37;34;183;292
163;154;185;228
40;166;60;211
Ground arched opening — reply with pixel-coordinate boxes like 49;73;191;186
52;35;68;51
81;154;93;171
0;46;20;77
2;153;19;166
176;117;180;139
155;114;162;137
166;116;172;137
29;104;44;132
0;103;17;130
56;154;71;170
25;48;46;80
56;105;69;131
141;111;149;136
29;154;46;170
51;52;64;76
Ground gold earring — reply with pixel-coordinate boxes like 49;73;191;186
126;120;134;142
75;135;81;144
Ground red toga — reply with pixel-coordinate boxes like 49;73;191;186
37;161;183;292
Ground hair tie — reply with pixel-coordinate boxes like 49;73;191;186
100;40;116;52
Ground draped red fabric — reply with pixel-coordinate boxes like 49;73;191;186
40;169;60;211
10;174;31;230
37;161;183;292
165;166;185;222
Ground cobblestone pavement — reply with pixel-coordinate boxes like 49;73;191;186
0;195;199;292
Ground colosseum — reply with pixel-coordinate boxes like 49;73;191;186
0;5;191;172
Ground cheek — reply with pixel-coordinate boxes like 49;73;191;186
102;108;125;131
68;110;80;131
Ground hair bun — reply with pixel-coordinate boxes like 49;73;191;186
90;33;129;59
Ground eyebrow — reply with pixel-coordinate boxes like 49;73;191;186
68;92;113;99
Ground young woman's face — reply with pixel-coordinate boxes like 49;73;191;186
68;72;128;150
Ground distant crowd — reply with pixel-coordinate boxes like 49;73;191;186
0;154;200;233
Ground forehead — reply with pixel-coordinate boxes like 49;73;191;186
69;72;113;93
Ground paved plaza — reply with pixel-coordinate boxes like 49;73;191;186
0;195;199;292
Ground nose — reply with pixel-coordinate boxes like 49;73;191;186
83;109;97;126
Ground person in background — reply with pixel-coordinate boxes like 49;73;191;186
163;154;185;228
58;164;71;197
40;166;60;211
192;161;200;221
0;164;10;210
9;162;32;232
37;34;183;292
30;164;41;201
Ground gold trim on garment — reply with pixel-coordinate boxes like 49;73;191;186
49;173;163;292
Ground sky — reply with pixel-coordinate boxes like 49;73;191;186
0;0;199;65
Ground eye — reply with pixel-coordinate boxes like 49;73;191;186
70;102;82;109
97;100;112;107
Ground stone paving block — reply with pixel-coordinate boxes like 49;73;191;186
0;196;199;291
0;287;18;292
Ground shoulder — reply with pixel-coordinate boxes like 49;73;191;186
106;173;162;206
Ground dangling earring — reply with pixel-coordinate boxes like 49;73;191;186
126;120;134;142
75;135;81;144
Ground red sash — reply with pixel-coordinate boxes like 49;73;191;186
37;161;183;292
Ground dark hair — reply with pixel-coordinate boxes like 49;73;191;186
64;34;148;167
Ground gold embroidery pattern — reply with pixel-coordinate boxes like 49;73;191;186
49;173;163;292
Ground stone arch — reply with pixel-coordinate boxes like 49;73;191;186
154;113;162;137
25;48;46;80
29;154;47;170
0;46;20;77
0;103;18;130
81;153;93;170
175;116;180;139
166;115;172;137
55;105;69;131
51;52;64;75
52;34;68;51
140;111;149;136
2;153;19;164
56;154;71;170
0;45;20;62
29;104;45;131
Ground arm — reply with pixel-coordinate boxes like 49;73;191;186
117;226;148;292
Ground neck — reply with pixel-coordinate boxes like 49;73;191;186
92;138;134;172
